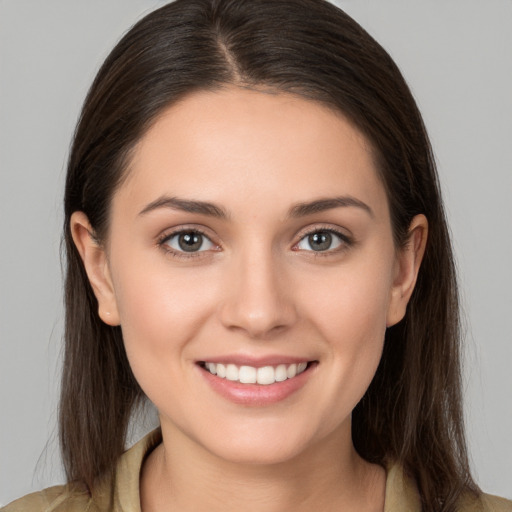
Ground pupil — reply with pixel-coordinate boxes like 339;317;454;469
309;232;331;251
178;232;202;252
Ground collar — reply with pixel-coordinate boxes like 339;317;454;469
98;428;422;512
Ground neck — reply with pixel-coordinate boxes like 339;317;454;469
140;420;386;512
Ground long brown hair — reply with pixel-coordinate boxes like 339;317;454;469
61;0;478;509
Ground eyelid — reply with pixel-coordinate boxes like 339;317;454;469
156;225;220;258
292;225;353;253
155;223;353;258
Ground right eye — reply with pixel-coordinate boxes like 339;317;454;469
161;230;215;253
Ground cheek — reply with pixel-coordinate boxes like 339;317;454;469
318;283;387;380
298;256;393;401
110;258;219;381
303;258;393;345
310;295;387;435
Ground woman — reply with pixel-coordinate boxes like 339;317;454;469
3;0;511;511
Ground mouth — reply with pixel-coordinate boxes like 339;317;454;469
198;361;314;385
197;359;318;405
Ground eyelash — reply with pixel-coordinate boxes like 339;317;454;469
156;226;353;259
292;227;353;256
157;227;218;260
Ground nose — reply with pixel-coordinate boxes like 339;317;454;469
218;248;297;338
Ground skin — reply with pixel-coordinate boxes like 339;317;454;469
72;87;427;512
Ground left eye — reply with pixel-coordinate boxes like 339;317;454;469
164;231;215;253
296;230;345;252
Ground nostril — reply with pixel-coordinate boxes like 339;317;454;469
217;265;298;338
218;299;298;339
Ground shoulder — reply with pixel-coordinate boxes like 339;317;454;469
2;429;162;512
463;492;512;512
1;483;96;512
450;489;512;512
385;462;511;512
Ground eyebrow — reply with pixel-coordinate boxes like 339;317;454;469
288;196;374;219
138;194;373;220
138;196;229;219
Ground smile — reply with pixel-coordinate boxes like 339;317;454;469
200;362;308;385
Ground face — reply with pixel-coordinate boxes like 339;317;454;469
73;87;425;465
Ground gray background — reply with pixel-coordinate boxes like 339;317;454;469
1;0;511;505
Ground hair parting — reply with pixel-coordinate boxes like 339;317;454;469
61;1;479;509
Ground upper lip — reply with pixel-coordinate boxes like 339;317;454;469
197;355;315;368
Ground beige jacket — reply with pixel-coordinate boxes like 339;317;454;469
3;429;511;511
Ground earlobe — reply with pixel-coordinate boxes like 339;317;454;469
70;212;120;326
386;214;428;327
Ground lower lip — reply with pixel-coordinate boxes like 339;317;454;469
198;363;316;406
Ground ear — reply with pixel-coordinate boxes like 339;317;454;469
386;214;428;327
70;211;120;326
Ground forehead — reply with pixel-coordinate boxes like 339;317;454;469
115;87;387;220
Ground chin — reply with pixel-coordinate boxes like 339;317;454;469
189;415;346;467
206;437;312;466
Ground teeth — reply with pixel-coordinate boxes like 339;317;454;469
239;365;257;384
287;363;297;378
275;364;288;382
202;361;309;385
216;363;226;378
257;366;275;385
